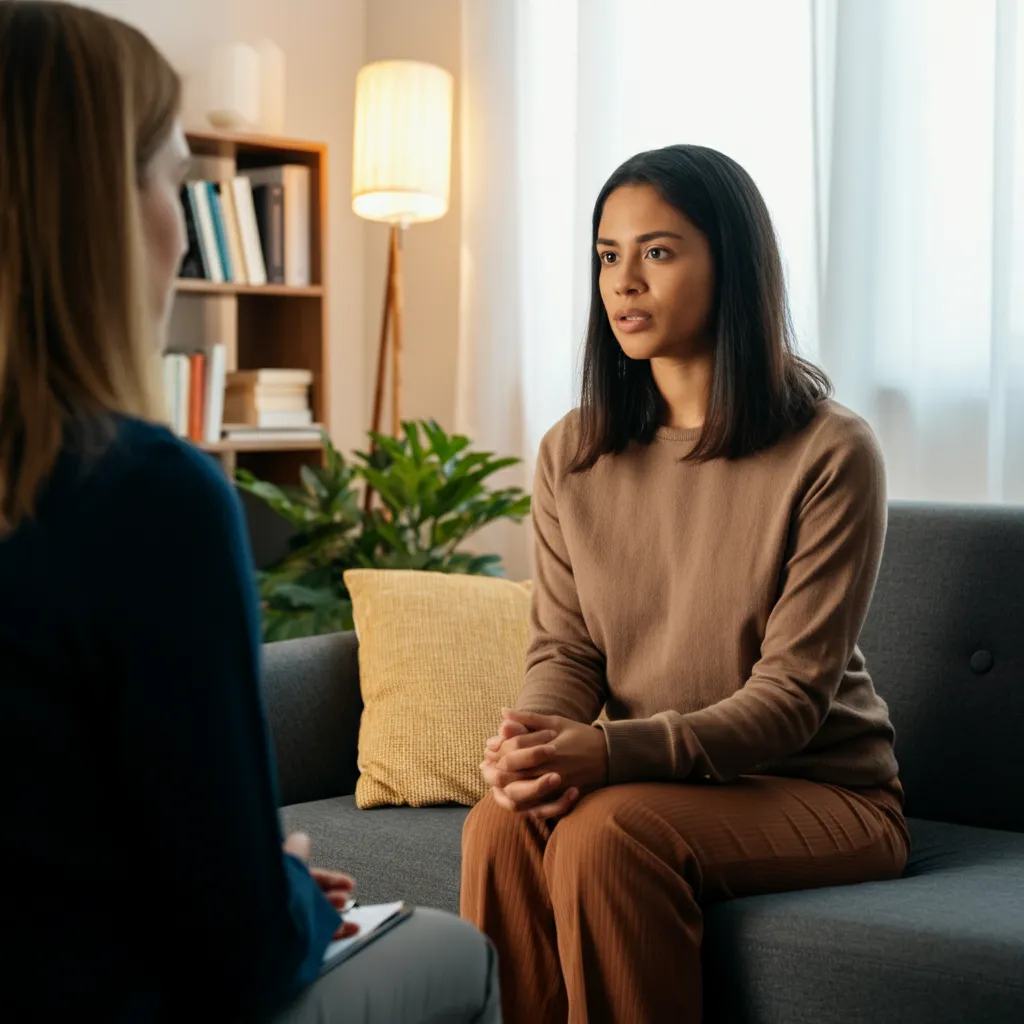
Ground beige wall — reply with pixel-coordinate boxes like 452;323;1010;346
364;0;462;433
76;0;369;453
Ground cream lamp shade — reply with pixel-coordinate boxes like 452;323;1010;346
352;60;454;226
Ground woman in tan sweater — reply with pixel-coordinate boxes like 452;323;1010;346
461;144;909;1024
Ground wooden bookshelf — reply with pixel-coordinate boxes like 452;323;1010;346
172;130;329;482
175;280;323;298
200;437;324;454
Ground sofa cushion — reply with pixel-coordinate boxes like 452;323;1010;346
345;569;533;809
264;632;362;806
857;502;1024;833
282;795;468;913
703;817;1024;1023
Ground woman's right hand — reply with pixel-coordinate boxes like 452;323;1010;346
284;832;360;939
480;719;580;820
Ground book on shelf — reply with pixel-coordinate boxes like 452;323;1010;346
251;183;285;284
215;183;248;285
205;181;234;282
161;345;227;444
230;177;268;284
188;352;206;441
187;182;224;282
244;165;312;286
227;368;313;387
225;409;313;429
228;384;308;412
179;185;208;279
220;426;324;444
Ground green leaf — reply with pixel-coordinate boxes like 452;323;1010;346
300;464;329;501
402;421;426;465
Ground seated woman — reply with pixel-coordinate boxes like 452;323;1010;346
0;3;498;1022
461;143;909;1024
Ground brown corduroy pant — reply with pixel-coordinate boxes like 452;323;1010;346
461;776;909;1024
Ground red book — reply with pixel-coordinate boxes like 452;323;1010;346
188;352;206;442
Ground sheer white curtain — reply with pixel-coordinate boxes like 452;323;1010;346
457;0;1024;573
817;0;1024;503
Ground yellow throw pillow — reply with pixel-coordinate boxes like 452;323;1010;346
345;569;533;808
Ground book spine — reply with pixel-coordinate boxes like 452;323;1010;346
161;355;179;428
227;369;314;387
231;178;267;285
284;166;311;286
188;352;206;442
252;183;285;284
203;345;227;444
251;409;313;429
205;182;234;282
217;185;248;286
178;185;208;279
175;355;190;436
189;183;224;283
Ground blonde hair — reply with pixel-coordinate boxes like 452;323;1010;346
0;1;181;531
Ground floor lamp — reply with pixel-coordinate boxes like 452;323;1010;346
352;59;454;447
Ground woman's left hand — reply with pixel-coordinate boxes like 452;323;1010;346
482;709;608;814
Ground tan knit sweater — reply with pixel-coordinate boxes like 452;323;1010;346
517;400;899;790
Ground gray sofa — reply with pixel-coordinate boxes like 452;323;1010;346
265;502;1024;1023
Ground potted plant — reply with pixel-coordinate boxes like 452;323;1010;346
235;421;532;641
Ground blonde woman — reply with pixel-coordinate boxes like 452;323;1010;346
0;4;498;1022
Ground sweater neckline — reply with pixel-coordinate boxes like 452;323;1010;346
654;425;702;443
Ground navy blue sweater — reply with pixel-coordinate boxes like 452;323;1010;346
0;417;339;1021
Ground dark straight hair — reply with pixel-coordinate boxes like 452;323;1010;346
571;144;832;471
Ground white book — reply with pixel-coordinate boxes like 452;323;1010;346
217;186;248;285
230;177;267;285
189;182;223;283
244;165;311;286
203;344;228;444
225;409;313;429
161;355;178;430
174;354;191;437
221;427;323;444
227;368;314;388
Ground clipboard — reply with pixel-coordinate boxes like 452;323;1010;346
320;902;414;973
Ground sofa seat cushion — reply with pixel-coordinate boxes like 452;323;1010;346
703;817;1024;1023
282;795;468;913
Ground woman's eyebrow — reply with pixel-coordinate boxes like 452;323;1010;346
596;230;684;246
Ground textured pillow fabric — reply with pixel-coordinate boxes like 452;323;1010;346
345;569;532;808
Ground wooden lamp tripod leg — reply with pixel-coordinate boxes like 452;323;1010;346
365;224;404;511
369;224;397;438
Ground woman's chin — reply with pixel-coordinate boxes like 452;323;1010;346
616;335;665;363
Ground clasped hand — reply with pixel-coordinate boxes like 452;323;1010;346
479;708;608;820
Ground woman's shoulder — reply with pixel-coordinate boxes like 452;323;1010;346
784;400;885;489
68;416;237;521
791;400;882;459
537;409;583;470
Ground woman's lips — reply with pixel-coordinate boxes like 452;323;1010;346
616;312;653;333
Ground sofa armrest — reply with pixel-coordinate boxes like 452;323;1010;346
262;631;362;807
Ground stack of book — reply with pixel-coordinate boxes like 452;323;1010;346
222;369;322;444
178;164;311;287
161;344;227;444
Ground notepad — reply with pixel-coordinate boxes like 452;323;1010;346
320;902;413;972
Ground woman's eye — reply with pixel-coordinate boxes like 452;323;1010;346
599;251;617;265
647;247;667;260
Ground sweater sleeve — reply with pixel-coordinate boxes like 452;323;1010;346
92;433;338;1013
597;423;887;784
516;427;608;724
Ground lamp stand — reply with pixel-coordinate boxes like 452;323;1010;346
365;223;405;510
